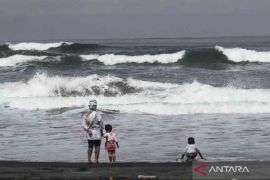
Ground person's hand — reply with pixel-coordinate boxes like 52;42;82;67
87;129;92;135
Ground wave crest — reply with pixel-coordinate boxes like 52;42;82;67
7;42;72;51
1;74;270;114
215;46;270;63
0;55;47;67
50;43;106;53
0;73;140;98
80;51;185;65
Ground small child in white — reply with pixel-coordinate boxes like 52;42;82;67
104;124;119;164
181;137;205;161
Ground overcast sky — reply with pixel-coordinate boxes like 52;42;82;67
0;0;270;41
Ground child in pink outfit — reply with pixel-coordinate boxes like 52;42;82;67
104;124;119;164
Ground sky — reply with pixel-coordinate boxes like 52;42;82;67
0;0;270;41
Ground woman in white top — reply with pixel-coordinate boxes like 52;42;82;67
82;99;103;164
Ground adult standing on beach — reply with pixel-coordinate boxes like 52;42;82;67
83;99;103;164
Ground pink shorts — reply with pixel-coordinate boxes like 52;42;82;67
105;141;116;154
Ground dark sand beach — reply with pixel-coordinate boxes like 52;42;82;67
0;161;192;179
1;161;270;179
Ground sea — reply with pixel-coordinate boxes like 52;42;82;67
0;37;270;162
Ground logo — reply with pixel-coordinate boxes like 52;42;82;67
209;166;249;173
194;163;208;176
194;163;250;177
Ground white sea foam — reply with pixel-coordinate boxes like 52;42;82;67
80;51;185;65
7;42;72;51
215;46;270;63
0;73;122;97
0;55;47;67
1;73;270;114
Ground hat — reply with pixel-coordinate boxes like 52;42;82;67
88;99;97;110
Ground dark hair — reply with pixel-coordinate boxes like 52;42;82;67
188;137;195;144
105;124;112;132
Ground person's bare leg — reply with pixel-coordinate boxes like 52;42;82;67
108;153;113;164
88;148;93;164
112;153;116;163
94;146;100;164
107;152;111;163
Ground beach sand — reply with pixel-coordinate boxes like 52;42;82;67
1;160;270;179
0;161;192;179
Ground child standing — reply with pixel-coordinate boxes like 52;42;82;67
181;137;205;161
104;124;119;164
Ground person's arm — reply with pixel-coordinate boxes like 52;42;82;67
104;136;108;148
181;153;185;159
114;134;119;148
103;133;108;138
196;148;204;159
100;128;103;137
181;147;187;159
82;116;89;131
97;112;104;136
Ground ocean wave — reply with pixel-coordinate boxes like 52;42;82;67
215;46;270;63
1;74;270;114
50;43;106;53
0;44;9;51
7;42;72;51
0;55;47;67
0;73;140;97
80;50;186;65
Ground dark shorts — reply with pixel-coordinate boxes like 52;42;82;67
88;140;101;149
186;152;197;159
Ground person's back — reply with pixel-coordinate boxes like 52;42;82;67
82;99;103;164
181;137;205;161
104;132;116;142
84;110;102;140
185;144;197;154
104;124;119;164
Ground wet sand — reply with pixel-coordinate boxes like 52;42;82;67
1;160;270;179
0;161;192;179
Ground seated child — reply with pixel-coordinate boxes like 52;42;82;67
104;124;119;164
181;137;204;161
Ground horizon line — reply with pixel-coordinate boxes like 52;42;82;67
1;35;270;43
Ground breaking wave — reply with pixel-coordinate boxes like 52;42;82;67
0;73;140;97
1;73;270;114
80;51;186;65
215;46;270;63
7;42;72;51
50;43;106;53
0;55;48;67
3;43;270;67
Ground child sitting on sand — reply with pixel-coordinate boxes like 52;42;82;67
104;124;119;164
180;137;205;161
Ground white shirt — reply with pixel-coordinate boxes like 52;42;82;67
82;110;103;140
185;144;197;153
104;132;117;142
